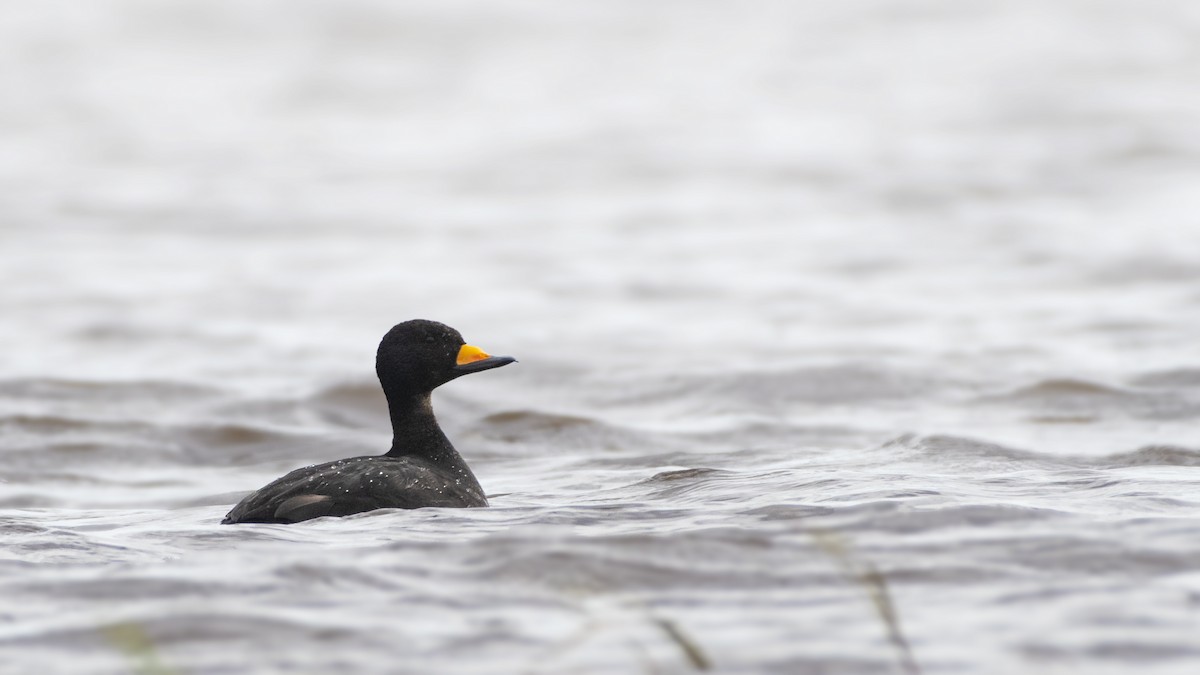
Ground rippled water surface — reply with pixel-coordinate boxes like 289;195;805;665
3;1;1200;673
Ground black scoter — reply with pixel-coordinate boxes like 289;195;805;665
222;319;515;524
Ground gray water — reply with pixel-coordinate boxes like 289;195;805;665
3;1;1200;673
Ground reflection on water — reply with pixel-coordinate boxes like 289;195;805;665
3;1;1200;673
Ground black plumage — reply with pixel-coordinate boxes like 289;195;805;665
222;319;514;524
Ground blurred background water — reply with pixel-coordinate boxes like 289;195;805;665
2;1;1200;673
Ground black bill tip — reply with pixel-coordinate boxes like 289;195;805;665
453;355;517;376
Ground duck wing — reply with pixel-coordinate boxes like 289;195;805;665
221;455;484;524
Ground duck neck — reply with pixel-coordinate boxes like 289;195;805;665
383;393;469;471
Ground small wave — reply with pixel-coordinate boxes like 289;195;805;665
2;440;155;470
0;610;339;651
1096;445;1200;468
306;380;389;428
976;378;1200;420
839;502;1068;535
628;467;737;502
882;433;1056;465
0;377;220;403
0;412;155;435
597;364;944;411
184;423;278;446
987;378;1132;400
175;423;372;466
0;417;361;470
672;421;873;454
483;410;596;433
1087;256;1200;284
206;381;389;432
641;468;727;483
473;410;658;454
1129;368;1200;389
0;519;51;536
888;433;1200;472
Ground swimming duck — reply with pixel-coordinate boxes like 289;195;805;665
222;319;515;524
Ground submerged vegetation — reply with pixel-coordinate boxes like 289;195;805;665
102;622;178;675
811;529;922;675
525;528;918;674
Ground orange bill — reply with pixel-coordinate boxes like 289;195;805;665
456;344;491;365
